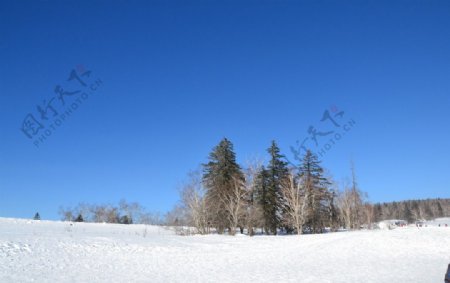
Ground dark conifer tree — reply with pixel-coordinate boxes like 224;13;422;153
265;141;289;235
119;215;132;224
33;212;40;220
298;150;331;233
254;166;270;233
203;138;244;234
75;214;84;222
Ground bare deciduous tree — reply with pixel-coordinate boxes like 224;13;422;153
337;164;366;230
141;211;164;225
164;204;187;227
58;206;74;221
363;202;374;229
222;177;247;235
181;171;209;234
282;172;309;235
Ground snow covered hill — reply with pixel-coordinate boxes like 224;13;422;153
1;217;449;282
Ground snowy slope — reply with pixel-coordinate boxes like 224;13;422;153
1;217;449;283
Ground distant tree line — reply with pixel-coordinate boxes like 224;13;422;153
58;199;163;225
373;198;450;223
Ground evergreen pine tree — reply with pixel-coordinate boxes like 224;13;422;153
265;141;289;235
298;150;330;233
203;138;244;234
75;214;84;222
119;215;132;224
254;166;270;234
33;212;40;220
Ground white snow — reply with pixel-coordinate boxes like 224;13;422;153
1;217;449;282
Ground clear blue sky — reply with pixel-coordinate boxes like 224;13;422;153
1;0;449;220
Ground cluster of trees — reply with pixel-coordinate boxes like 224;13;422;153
168;138;374;235
54;138;450;234
58;199;163;225
373;198;450;223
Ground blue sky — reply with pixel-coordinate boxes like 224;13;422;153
1;0;450;220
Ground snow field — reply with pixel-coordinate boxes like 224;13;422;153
1;217;449;282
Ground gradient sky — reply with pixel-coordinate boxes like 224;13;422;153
1;0;450;220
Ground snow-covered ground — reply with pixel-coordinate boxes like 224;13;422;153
1;217;449;283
